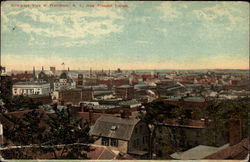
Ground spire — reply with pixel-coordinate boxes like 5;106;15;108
90;67;92;78
42;66;44;71
68;67;70;72
33;66;36;79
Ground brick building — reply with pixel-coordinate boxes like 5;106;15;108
115;85;134;99
56;88;93;105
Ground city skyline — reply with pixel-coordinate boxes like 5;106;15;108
1;1;249;71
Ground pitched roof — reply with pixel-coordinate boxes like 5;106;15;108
204;138;249;160
91;116;140;141
171;144;229;160
87;145;117;160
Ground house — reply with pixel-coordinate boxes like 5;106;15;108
90;115;150;159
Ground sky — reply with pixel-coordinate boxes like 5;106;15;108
1;1;249;71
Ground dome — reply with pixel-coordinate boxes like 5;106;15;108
60;72;68;79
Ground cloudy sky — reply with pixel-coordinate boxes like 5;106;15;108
1;1;249;71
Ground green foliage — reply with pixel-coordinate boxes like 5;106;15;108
205;98;249;145
142;101;177;124
141;101;179;159
41;106;95;159
1;106;95;159
2;110;46;145
1;95;42;112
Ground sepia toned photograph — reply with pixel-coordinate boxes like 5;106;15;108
0;1;249;161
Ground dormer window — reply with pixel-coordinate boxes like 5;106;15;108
111;125;117;131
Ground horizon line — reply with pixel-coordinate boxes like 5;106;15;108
4;68;249;72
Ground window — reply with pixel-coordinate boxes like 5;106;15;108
139;125;142;133
111;126;117;131
133;140;136;147
111;139;118;147
135;127;138;134
101;137;109;146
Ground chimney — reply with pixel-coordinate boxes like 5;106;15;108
229;118;241;146
204;117;209;126
120;109;130;118
80;103;84;112
89;109;94;124
80;103;87;112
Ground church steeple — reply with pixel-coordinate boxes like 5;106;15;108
33;66;36;80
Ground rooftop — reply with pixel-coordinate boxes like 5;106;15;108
91;116;140;140
171;144;229;160
13;82;49;85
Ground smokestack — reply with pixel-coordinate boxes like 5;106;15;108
229;118;241;146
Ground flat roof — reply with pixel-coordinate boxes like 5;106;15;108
13;82;49;85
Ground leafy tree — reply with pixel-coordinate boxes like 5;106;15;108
205;98;249;146
40;105;95;159
1;105;95;159
2;109;46;145
1;95;42;112
140;100;178;159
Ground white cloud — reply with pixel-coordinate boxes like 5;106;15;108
2;5;124;46
192;2;249;31
157;2;182;20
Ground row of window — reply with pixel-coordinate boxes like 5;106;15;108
101;137;118;147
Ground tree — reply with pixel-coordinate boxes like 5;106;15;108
205;98;249;146
140;100;178;159
40;105;95;159
1;95;42;112
1;105;95;159
2;109;46;145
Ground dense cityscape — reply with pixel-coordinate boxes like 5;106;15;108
0;66;249;160
1;1;249;161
